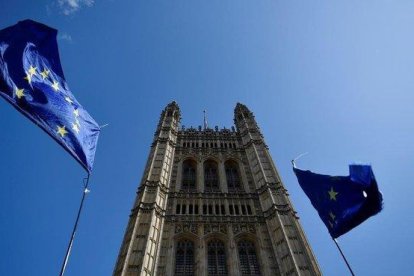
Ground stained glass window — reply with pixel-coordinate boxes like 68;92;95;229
207;240;227;275
204;160;219;191
175;240;194;276
238;240;261;275
225;160;241;190
182;160;196;191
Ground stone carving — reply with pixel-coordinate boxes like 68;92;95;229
204;224;227;235
232;224;256;235
175;223;198;234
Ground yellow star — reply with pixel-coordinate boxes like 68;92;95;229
65;97;73;104
51;81;59;92
28;65;37;76
72;123;80;134
57;125;68;137
329;211;336;220
328;187;338;201
40;69;50;79
24;73;32;84
75;118;81;127
15;87;25;99
73;109;79;117
329;221;334;228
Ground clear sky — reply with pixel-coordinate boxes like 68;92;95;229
1;1;413;275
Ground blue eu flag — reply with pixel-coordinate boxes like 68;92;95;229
0;20;99;172
293;165;383;238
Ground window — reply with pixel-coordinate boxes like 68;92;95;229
175;240;195;275
247;205;252;215
208;240;227;275
176;204;181;214
204;160;219;191
238;240;261;275
225;160;242;191
182;160;197;190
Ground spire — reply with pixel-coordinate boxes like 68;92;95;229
203;110;208;130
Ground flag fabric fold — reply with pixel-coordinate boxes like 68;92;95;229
0;20;99;172
293;164;383;238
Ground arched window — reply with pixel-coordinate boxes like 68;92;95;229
238;240;261;275
225;160;241;191
182;159;196;191
175;240;195;275
204;160;219;191
207;239;227;275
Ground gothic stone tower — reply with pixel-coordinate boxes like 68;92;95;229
114;102;321;276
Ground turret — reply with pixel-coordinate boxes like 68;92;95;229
234;103;265;148
114;101;180;276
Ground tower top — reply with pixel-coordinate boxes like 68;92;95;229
162;101;181;119
166;100;179;109
234;102;252;115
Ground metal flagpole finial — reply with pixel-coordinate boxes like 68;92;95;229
203;110;208;130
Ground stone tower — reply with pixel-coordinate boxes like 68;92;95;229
114;102;321;276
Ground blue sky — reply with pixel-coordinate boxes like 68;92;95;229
1;1;413;275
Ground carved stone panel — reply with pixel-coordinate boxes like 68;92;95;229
232;223;256;235
175;223;198;235
204;224;228;235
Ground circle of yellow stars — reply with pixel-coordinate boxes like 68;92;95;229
15;63;82;139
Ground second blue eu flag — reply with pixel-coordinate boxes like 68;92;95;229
293;164;383;238
0;20;99;172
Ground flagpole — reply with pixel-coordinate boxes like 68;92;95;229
59;174;91;276
332;238;355;276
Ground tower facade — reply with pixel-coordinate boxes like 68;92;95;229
114;102;321;276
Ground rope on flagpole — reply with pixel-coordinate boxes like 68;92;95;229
291;152;309;168
332;238;356;276
59;174;91;276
